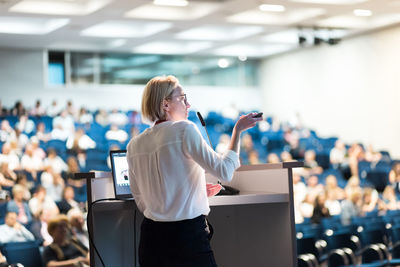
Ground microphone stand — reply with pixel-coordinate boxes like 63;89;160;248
196;112;239;195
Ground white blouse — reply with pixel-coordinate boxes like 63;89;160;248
127;120;240;222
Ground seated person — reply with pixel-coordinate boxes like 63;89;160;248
43;215;89;267
0;211;34;244
29;185;59;218
7;184;32;225
105;124;128;143
58;186;80;214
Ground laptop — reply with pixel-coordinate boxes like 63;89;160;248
109;149;133;200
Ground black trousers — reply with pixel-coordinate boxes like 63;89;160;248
139;215;218;267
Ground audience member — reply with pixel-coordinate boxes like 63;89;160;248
325;189;342;216
30;100;46;117
28;185;59;218
0;120;15;143
389;162;400;193
15;173;32;201
108;108;128;126
105;124;128;143
348;143;365;177
13;128;29;152
78;107;93;125
365;144;382;163
43;215;89;267
29;208;54;246
311;193;330;224
325;175;345;200
21;143;43;180
44;148;68;174
30;137;46;160
0;162;16;187
67;208;89;249
94;109;109;126
361;187;379;214
341;189;363;225
345;176;363;199
57;186;80;214
0;143;20;170
248;150;261;165
382;185;399;211
266;153;280;164
63;157;82;187
7;184;32;225
47;100;62;117
10;101;26;117
66;100;79;120
41;166;65;202
52;110;75;137
215;134;230;154
15;114;35;135
302;150;323;176
306;175;324;203
280;151;294;162
299;194;314;220
66;128;96;154
0;211;34;244
35;122;52;143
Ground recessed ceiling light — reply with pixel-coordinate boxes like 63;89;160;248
133;41;212;54
125;2;219;21
9;0;111;16
259;4;285;12
218;58;230;68
153;0;188;6
0;16;69;35
353;9;372;17
109;39;127;47
81;21;171;38
175;25;264;41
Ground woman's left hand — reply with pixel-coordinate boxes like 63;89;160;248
206;183;222;197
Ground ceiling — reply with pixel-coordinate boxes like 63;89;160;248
0;0;399;58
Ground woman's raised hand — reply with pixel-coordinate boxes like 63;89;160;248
234;112;263;133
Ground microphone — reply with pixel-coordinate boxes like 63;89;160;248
196;111;240;196
197;112;213;148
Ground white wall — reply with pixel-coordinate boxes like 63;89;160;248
0;48;262;115
260;25;400;158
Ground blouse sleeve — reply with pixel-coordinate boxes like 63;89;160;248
182;122;240;182
127;152;145;213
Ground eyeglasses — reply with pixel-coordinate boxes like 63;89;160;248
168;94;188;105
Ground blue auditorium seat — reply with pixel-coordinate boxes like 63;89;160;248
358;161;372;179
366;171;389;192
0;202;7;224
0;240;43;267
38;115;53;132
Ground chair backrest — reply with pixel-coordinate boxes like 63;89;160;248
362;244;384;264
328;249;349;267
0;241;43;267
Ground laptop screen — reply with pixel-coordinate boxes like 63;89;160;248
109;150;133;199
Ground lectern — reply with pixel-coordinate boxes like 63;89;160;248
81;161;303;267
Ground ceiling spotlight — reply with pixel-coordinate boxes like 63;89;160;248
218;58;230;68
314;36;323;45
327;38;340;45
238;55;247;61
298;36;307;46
259;4;285;12
353;9;372;17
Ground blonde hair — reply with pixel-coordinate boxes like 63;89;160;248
141;75;179;124
47;214;69;236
